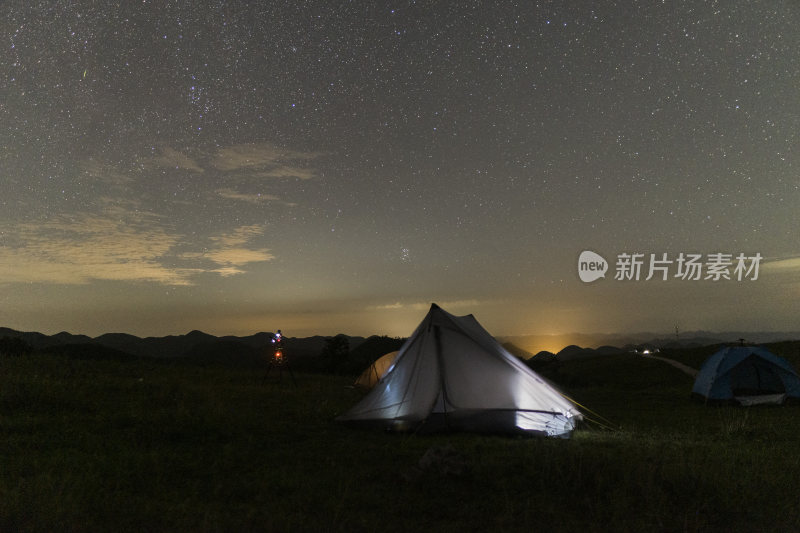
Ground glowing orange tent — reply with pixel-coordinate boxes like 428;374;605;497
354;351;399;389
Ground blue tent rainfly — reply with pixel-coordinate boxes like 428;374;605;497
692;346;800;406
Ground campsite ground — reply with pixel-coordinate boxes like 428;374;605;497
2;344;800;532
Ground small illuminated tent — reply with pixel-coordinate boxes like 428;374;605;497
354;351;398;389
337;304;581;437
692;346;800;405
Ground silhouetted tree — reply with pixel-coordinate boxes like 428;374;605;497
0;336;33;357
322;334;349;374
344;335;406;374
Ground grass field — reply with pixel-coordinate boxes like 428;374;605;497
2;347;800;532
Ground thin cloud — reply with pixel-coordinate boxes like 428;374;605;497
762;257;800;272
181;225;275;276
372;302;404;310
1;141;314;287
210;143;293;171
132;142;320;192
0;210;196;286
206;247;275;268
210;142;324;178
252;165;315;180
79;158;135;186
0;215;278;286
209;224;266;247
369;299;483;311
135;142;320;184
208;266;247;277
216;188;281;204
149;146;204;173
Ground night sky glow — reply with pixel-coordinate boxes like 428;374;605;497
2;2;799;339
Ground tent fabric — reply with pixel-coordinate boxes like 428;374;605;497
337;304;581;437
354;351;399;389
692;346;800;404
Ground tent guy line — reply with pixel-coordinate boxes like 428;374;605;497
642;355;699;378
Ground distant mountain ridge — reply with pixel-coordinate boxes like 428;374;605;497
500;330;800;358
0;326;366;361
3;325;799;366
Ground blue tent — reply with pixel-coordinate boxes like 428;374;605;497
692;346;800;405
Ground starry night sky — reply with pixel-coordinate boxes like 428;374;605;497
2;1;799;340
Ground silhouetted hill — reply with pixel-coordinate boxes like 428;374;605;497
537;353;692;390
93;333;148;355
180;340;263;368
221;332;276;349
556;345;597;361
502;330;800;356
282;335;328;359
137;332;214;358
52;331;93;344
0;327;367;367
4;325;799;371
185;330;217;344
0;327;63;349
525;350;556;371
39;343;138;361
595;345;626;356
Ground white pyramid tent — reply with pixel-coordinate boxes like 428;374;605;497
354;351;399;389
337;304;581;437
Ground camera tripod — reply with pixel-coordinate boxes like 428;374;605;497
263;345;297;386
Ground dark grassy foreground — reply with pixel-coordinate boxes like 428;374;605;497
2;351;800;532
